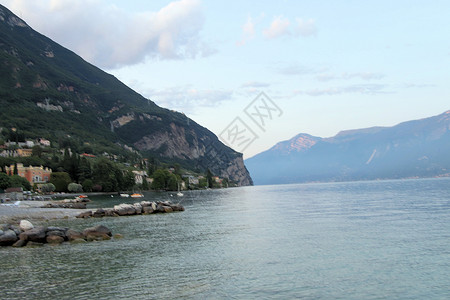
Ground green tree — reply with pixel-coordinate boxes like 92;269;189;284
206;169;213;189
0;172;10;190
77;157;92;182
13;162;18;175
151;169;167;190
31;145;43;158
141;177;149;190
82;179;94;192
122;170;135;191
92;158;120;192
50;172;72;192
68;182;83;193
40;183;56;194
9;175;31;190
167;173;179;191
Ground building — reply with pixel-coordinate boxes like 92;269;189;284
17;148;33;157
132;170;147;185
5;163;52;185
39;138;51;147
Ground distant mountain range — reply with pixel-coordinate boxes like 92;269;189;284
0;4;252;185
245;111;450;185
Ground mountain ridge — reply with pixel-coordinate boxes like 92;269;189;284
0;4;252;186
246;110;450;185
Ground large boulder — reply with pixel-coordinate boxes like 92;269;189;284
0;229;18;246
83;225;112;241
133;203;142;214
114;204;136;216
19;220;34;231
66;229;85;241
46;235;64;244
142;206;154;214
19;226;47;243
170;203;185;211
140;201;152;207
76;211;92;218
93;209;106;218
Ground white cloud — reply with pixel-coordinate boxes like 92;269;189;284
3;0;213;68
294;18;317;37
236;16;255;46
316;72;385;81
292;84;390;96
263;15;291;39
240;81;271;88
146;86;234;114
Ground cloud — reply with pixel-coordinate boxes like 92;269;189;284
277;64;325;76
316;72;385;81
3;0;213;68
263;15;291;39
293;84;390;96
240;81;271;88
236;16;255;46
146;86;234;114
294;18;317;37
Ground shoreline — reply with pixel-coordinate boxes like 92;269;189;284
0;201;86;224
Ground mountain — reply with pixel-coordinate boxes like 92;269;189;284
245;111;450;185
0;5;252;186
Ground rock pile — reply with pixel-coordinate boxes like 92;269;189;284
0;220;115;247
41;197;90;209
76;201;184;219
42;202;87;209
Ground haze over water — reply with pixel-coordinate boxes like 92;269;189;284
1;178;449;299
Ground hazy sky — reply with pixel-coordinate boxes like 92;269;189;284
2;0;449;158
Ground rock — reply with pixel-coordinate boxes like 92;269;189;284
133;203;142;214
0;229;18;246
163;206;173;213
0;230;3;236
151;202;157;211
19;220;34;231
170;203;185;211
76;211;92;218
93;208;106;218
66;229;84;241
19;226;47;243
142;206;154;214
47;226;68;232
47;230;66;239
70;238;87;244
26;241;44;247
114;203;136;216
156;204;166;213
10;225;21;236
46;235;64;244
113;233;123;239
83;225;112;237
12;239;27;247
86;233;110;241
140;201;152;207
104;208;116;217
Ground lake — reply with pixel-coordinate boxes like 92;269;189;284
1;178;449;299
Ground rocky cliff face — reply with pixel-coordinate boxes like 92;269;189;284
134;122;253;186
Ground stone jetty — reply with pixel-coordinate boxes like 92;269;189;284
0;220;115;247
76;201;184;219
40;197;91;209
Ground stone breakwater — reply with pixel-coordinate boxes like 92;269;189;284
41;197;91;209
76;201;185;219
0;220;117;247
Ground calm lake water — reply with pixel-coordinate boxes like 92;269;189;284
1;178;449;299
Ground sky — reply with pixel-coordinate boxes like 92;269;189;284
1;0;449;158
